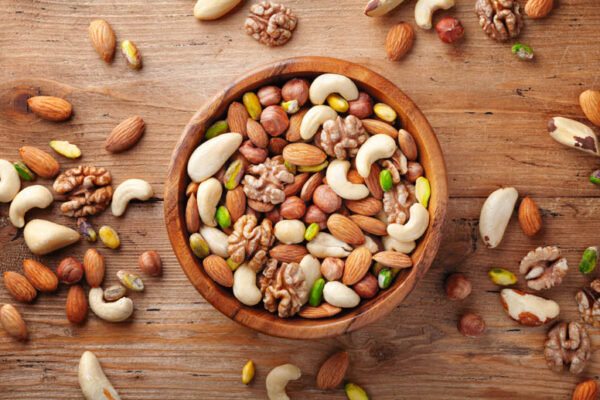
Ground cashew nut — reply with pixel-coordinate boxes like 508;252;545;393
78;351;121;400
309;74;359;105
323;281;360;308
199;225;229;258
326;160;369;200
197;178;222;227
479;187;518;248
194;0;242;20
24;219;80;255
414;0;455;29
266;363;301;400
299;254;321;304
274;219;306;244
355;134;397;178
88;287;133;322
382;235;416;254
0;159;20;203
233;264;262;306
187;133;243;182
306;232;352;258
364;0;406;16
111;179;153;217
387;203;429;242
9;185;53;228
300;105;337;140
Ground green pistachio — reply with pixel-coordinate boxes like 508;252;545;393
378;269;393;289
242;360;255;385
345;383;370;400
488;268;517;286
304;222;320;241
590;170;600;185
281;99;299;114
579;247;598;274
326;93;349;113
204;120;229;140
415;176;431;208
190;233;210;259
309;278;325;307
99;225;120;249
14;161;35;181
284;160;296;174
76;217;97;242
242;92;262;120
511;44;534;60
226;257;241;271
223;160;245;190
379;169;393;192
216;206;232;229
373;103;396;123
298;160;328;172
116;270;144;291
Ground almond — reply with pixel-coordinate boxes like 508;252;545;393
373;251;412;269
27;96;72;121
327;214;365;245
298;303;342;319
524;0;553;18
89;19;116;62
3;272;37;303
19;146;60;178
349;215;387;236
386;23;414;62
282;143;327;166
361;119;398;139
364;163;383;200
286;108;308;142
347;169;364;184
343;246;372;285
572;380;598;400
226;186;246;223
300;172;324;202
66;284;88;324
269;244;307;263
203;255;234;287
186;193;201;233
227;102;249;138
579;90;600;127
246;119;269;148
345;197;382;216
0;304;28;341
283;172;309;197
83;249;105;288
317;351;350;390
22;259;58;292
105;116;145;152
518;197;542;236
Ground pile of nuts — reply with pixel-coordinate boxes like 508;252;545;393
185;73;431;319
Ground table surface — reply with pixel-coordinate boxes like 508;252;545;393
1;0;599;398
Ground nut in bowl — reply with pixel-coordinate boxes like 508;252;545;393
165;57;448;338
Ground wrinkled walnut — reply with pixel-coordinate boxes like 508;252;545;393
243;157;294;205
259;259;306;318
53;165;113;217
544;321;591;374
383;181;416;224
575;279;600;327
519;246;568;291
318;115;368;160
379;150;407;184
244;1;297;47
228;214;274;272
475;0;523;42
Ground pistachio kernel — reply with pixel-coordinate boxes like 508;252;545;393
189;233;210;259
76;217;97;242
99;225;120;249
223;159;245;190
14;161;35;181
488;268;517;286
511;44;534;60
117;270;144;292
205;120;229;140
345;383;371;400
378;269;393;289
373;103;397;123
298;160;328;173
49;140;81;159
242;361;255;385
379;169;393;192
226;257;240;271
242;92;262;120
579;247;598;274
304;222;320;241
590;170;600;185
281;99;299;114
326;93;349;113
309;278;325;307
121;40;142;69
216;206;232;229
415;176;431;208
103;284;126;302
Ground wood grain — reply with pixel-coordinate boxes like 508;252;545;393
1;0;600;398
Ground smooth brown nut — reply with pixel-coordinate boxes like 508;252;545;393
238;140;268;164
282;78;309;107
246;119;269;148
321;257;344;281
260;105;289;137
265;207;282;224
386;22;414;61
57;257;84;285
316;351;349;390
227;101;249;138
83;249;105;288
348;92;374;119
398;130;418;160
353;273;379;299
280;196;306;220
283;172;309;197
247;199;275;213
445;273;472;301
257;85;282;106
518;197;542;237
3;272;37;303
304;204;327;230
436;17;464;43
139;250;162;275
405;161;423;183
286;108;308;142
347;169;364;184
186;193;201;233
458;313;486;338
66;284;88;324
313;185;342;214
268;137;288;155
300;172;324;202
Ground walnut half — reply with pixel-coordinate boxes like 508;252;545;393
244;2;297;47
259;259;307;318
544;321;591;374
475;0;523;42
519;246;568;291
575;279;600;328
53;165;113;217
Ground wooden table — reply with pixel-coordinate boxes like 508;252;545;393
1;0;599;398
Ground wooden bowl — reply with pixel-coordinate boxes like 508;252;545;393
164;57;448;339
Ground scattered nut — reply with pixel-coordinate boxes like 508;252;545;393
57;257;84;284
445;273;472;301
99;225;120;249
457;313;486;338
121;40;142;69
544;321;591;374
479;187;518;248
139;250;162;275
386;23;414;61
436;17;464;43
518;197;542;236
501;288;559;326
103;285;126;302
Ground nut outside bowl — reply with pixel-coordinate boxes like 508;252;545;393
164;56;448;339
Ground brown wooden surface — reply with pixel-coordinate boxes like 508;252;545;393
0;0;599;398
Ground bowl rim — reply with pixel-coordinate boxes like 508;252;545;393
164;56;449;339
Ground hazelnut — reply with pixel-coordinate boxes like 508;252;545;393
321;257;345;281
268;137;288;155
436;17;464;44
304;204;327;230
238;140;268;164
445;273;472;301
281;78;309;107
257;85;282;107
405;161;423;183
265;207;282;224
353;273;379;299
457;313;486;338
280;196;306;219
57;257;84;284
348;92;374;119
312;185;342;214
139;250;162;275
260;105;289;137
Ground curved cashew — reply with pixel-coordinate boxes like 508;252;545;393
111;179;153;217
300;105;337;140
355;134;397;178
187;133;243;182
326;160;369;200
306;232;352;258
88;287;133;322
9;185;53;228
78;351;121;400
364;0;406;16
199;225;229;257
194;0;242;20
24;219;80;255
233;264;262;306
479;187;518;248
382;235;416;254
323;281;360;308
197;178;222;227
414;0;455;29
387;203;429;242
299;254;321;304
274;219;306;244
309;74;359;105
266;364;302;400
0;159;20;203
